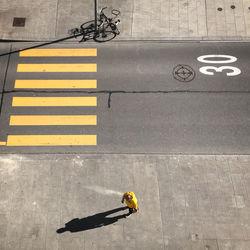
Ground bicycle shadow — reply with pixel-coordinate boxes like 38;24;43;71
56;206;129;233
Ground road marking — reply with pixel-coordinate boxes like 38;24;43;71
12;97;97;106
10;115;97;126
197;55;237;64
6;135;97;146
19;48;97;57
17;64;97;72
14;79;97;89
0;48;99;149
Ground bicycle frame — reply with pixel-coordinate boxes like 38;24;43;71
69;7;121;43
97;7;120;34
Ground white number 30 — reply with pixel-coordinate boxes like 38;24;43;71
199;66;241;76
197;55;241;76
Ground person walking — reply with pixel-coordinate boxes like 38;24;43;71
121;191;139;215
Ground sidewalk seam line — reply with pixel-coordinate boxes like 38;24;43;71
204;0;208;37
156;170;166;250
55;0;60;38
131;0;134;37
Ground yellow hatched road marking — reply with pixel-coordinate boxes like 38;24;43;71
0;141;6;145
19;48;97;57
17;64;97;72
10;115;97;126
6;135;97;146
14;79;97;89
12;97;97;106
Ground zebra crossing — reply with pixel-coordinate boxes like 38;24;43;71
0;48;98;147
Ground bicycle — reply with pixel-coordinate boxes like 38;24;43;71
69;7;121;43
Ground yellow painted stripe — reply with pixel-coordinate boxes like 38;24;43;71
17;64;97;72
10;115;97;126
12;97;97;106
0;141;6;145
6;135;97;146
14;80;97;89
19;49;97;57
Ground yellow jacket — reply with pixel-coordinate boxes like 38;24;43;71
122;192;138;209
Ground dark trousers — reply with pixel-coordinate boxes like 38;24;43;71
128;208;133;214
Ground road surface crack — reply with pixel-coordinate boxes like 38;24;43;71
1;89;250;109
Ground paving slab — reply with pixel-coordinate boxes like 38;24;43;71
0;0;58;40
0;0;250;41
0;154;250;249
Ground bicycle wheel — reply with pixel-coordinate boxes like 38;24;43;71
80;20;101;31
79;31;95;42
94;31;116;42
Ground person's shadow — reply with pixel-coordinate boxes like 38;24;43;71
57;206;129;233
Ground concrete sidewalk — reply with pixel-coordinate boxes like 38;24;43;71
0;154;250;250
0;0;250;41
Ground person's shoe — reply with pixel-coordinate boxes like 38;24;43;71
125;213;131;217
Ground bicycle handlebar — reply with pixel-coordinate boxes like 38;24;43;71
100;7;107;14
99;7;108;21
98;7;121;24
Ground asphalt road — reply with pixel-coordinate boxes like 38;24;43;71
0;41;249;154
